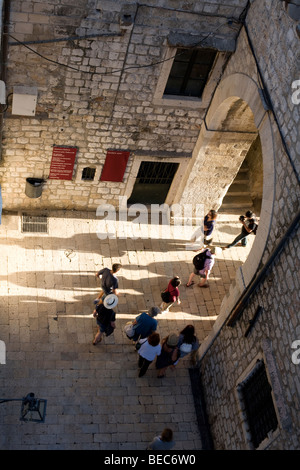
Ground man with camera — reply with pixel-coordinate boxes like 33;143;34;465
223;210;258;249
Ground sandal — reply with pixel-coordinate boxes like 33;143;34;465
186;281;195;287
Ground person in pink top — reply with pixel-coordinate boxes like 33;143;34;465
160;276;181;313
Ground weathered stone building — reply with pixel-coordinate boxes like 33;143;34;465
0;0;299;450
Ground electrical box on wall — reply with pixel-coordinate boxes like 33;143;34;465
0;81;6;104
12;86;37;116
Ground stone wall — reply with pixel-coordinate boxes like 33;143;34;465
0;0;248;211
244;135;263;211
197;0;300;450
199;223;300;450
0;0;299;450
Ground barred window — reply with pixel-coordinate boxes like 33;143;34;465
238;360;278;448
82;167;96;181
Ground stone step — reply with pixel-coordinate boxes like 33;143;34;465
232;167;249;182
221;195;253;209
226;183;251;195
220;160;253;212
233;174;249;185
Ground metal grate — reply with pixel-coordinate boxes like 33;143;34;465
239;360;278;448
22;214;48;233
136;161;179;185
82;167;96;181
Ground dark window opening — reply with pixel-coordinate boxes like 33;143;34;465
164;48;217;98
128;161;179;205
82;167;96;181
238;361;278;448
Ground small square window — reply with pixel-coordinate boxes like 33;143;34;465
164;48;217;98
82;167;96;181
238;360;278;448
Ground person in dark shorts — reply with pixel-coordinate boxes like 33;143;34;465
92;297;117;345
94;263;122;304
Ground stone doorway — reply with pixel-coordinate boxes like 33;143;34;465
127;161;179;204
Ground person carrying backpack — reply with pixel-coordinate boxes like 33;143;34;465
186;247;218;288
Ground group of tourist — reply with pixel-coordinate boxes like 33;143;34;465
90;209;258;449
92;209;258;370
92;263;199;379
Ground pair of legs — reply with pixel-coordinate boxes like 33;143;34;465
138;356;152;377
160;301;174;313
186;270;207;287
190;227;213;245
93;323;105;344
225;232;249;249
156;365;175;378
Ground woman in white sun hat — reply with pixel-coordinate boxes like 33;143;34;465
92;294;118;344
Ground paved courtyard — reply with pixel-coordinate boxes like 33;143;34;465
0;209;255;450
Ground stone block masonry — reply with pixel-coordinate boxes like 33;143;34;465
1;0;249;212
1;0;299;452
191;0;300;450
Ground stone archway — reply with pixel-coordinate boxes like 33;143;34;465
178;72;276;324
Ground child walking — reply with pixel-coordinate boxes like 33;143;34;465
160;276;181;314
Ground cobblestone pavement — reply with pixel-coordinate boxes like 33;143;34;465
0;210;254;450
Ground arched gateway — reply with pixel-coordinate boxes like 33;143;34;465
178;72;276;334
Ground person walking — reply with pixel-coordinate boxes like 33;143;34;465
94;263;122;304
137;332;161;377
223;211;257;249
160;276;181;313
174;325;200;366
156;333;179;378
203;209;218;245
146;428;175;450
133;306;161;341
125;306;161;342
186;246;218;288
191;209;218;245
92;295;118;345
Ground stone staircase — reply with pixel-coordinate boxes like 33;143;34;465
219;160;254;214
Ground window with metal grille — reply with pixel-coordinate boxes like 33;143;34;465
82;167;96;181
22;214;48;233
136;161;178;185
164;48;217;98
238;360;278;448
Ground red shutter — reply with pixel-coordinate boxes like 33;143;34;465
100;150;130;182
